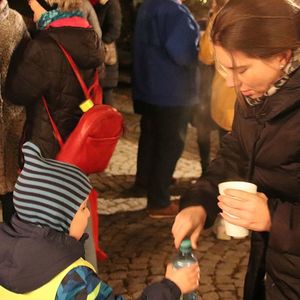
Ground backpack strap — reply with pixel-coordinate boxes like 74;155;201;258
55;42;90;100
42;96;64;147
55;41;102;106
42;40;101;146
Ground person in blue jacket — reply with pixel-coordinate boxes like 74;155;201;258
0;142;199;299
132;0;200;218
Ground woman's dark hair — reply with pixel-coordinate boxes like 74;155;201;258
211;0;300;58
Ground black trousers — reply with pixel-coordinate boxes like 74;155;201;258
0;192;15;225
136;106;192;209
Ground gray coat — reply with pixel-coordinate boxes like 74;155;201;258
0;2;28;195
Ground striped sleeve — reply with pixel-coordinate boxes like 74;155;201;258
55;266;124;300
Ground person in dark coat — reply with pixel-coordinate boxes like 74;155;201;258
172;0;300;299
94;0;122;104
132;0;200;218
0;142;200;300
5;0;104;271
5;0;103;159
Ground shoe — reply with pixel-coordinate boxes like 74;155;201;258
148;200;179;219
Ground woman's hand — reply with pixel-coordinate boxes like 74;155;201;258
172;206;207;249
217;189;271;232
165;263;200;294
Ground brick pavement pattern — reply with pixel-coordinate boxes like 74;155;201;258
93;88;250;300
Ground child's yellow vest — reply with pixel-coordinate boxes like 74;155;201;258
0;258;100;300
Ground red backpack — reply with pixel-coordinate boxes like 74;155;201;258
43;42;123;175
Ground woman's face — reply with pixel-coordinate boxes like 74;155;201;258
214;45;290;98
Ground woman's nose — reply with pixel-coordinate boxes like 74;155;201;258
225;72;236;88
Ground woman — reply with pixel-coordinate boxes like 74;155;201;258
0;0;29;225
5;0;103;270
5;0;103;159
172;0;300;299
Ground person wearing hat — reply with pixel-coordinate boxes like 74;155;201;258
0;142;199;299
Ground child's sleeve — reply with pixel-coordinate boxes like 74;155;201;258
56;266;124;300
138;278;181;300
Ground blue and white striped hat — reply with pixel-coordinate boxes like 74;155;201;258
13;142;92;233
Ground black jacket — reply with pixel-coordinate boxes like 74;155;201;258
6;24;102;158
181;68;300;300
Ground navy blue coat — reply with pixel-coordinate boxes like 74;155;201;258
133;0;200;107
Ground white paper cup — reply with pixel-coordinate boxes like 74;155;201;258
218;181;257;238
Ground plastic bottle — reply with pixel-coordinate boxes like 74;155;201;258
172;239;198;300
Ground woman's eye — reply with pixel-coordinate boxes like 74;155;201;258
238;68;247;74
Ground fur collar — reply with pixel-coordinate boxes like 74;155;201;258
0;0;9;21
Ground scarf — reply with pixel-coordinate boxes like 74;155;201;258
37;8;83;30
89;0;109;5
0;0;8;21
246;48;300;106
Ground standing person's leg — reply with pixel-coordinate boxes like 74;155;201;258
147;107;191;217
135;114;155;188
196;120;211;176
103;88;114;105
0;192;15;225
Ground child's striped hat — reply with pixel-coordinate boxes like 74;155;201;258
13;142;92;232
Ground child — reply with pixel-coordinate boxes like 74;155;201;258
0;142;199;299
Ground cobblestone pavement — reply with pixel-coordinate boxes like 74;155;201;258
92;86;250;300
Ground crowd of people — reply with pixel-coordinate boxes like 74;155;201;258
0;0;299;299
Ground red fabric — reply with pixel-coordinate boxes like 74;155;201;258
89;189;108;261
55;104;123;174
48;17;91;28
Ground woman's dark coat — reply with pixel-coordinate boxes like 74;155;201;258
94;0;122;88
6;26;102;158
181;68;300;300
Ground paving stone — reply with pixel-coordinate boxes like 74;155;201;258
202;291;220;300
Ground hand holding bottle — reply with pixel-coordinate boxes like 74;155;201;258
165;263;200;295
172;206;207;249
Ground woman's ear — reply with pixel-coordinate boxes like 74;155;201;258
278;50;292;70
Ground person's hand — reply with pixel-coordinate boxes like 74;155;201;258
28;0;46;22
217;189;271;232
172;206;207;249
165;263;200;294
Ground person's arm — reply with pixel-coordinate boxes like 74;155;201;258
163;5;199;67
101;0;122;43
180;121;248;228
56;266;123;300
82;0;102;39
172;104;248;249
138;263;199;300
138;279;181;300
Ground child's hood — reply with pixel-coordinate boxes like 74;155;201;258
0;215;86;293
